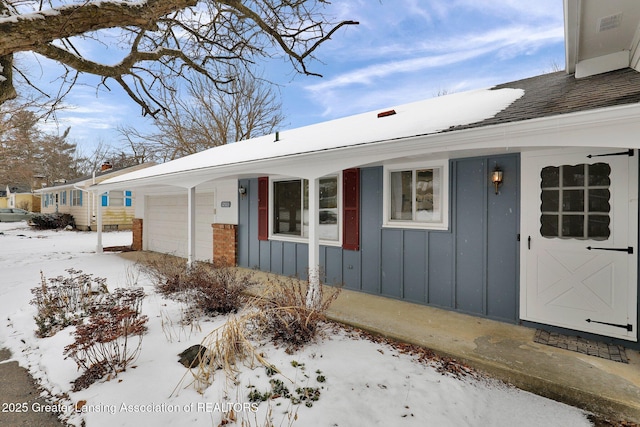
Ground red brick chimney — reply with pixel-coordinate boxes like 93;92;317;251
101;162;113;172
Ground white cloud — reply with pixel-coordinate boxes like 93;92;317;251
430;0;561;22
305;48;493;93
305;23;562;94
293;0;565;127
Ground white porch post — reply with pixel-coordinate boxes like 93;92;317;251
306;177;321;308
187;186;196;266
96;193;103;253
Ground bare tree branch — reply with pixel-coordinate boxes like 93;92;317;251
119;66;284;160
0;0;358;115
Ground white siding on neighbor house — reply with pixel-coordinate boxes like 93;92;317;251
41;189;93;228
145;192;215;261
40;188;138;230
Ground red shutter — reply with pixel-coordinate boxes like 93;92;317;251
258;177;269;241
342;168;360;251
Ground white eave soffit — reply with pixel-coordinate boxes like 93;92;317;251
565;0;640;78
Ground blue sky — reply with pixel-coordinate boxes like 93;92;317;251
27;0;566;152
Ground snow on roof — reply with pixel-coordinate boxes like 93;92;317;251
35;163;154;193
99;87;523;187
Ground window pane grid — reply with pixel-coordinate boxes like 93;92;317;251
540;163;610;240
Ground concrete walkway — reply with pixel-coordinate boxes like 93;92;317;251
324;286;640;424
0;348;64;426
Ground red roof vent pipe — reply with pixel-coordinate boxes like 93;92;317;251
377;109;396;118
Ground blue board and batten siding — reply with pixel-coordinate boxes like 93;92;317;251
237;154;520;323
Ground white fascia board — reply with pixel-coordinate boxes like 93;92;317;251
575;51;631;78
34;181;90;193
404;102;640;153
93;103;640;191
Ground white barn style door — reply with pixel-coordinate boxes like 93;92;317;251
521;148;638;341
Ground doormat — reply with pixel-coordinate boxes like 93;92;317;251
534;329;628;363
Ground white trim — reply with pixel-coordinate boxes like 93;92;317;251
268;173;343;247
382;160;450;231
187;186;196;266
626;152;638;340
575;51;630;78
70;189;83;207
520;147;638;341
268;234;344;248
563;0;580;74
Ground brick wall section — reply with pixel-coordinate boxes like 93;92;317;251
212;223;237;266
132;218;143;251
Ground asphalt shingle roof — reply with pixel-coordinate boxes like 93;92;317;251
449;68;640;132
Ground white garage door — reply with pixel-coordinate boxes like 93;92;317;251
146;193;215;261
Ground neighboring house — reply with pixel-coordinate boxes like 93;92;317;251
95;1;640;348
5;186;41;213
37;163;153;231
0;189;7;208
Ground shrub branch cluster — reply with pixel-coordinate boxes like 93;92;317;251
30;269;108;337
30;269;148;391
64;287;148;391
29;213;75;230
248;275;341;352
139;255;255;316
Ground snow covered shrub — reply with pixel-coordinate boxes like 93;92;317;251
178;279;339;395
249;276;341;352
187;265;256;315
30;212;75;230
184;315;272;393
64;287;148;391
137;253;189;296
30;269;108;337
139;255;255;315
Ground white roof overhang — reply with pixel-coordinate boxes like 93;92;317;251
93;87;523;191
93;100;640;193
565;0;640;77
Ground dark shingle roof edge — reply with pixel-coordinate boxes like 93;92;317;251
448;68;640;133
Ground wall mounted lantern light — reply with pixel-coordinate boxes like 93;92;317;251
491;167;504;194
238;186;247;198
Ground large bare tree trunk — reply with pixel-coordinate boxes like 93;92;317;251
0;0;197;56
0;54;16;103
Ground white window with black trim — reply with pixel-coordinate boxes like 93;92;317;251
383;161;449;230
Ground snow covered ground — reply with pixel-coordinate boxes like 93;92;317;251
0;222;593;426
